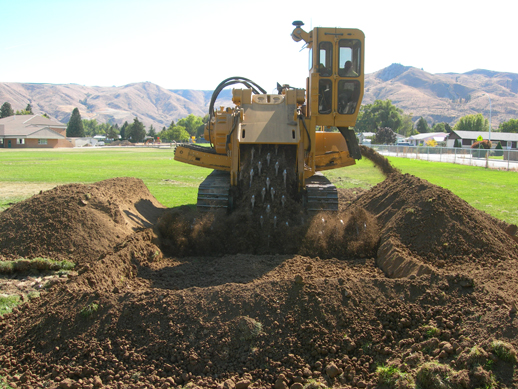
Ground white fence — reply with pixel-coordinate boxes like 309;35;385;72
370;145;518;171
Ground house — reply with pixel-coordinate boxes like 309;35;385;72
0;115;73;148
407;132;448;146
447;131;518;149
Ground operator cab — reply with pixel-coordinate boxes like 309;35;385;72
292;21;365;128
315;36;362;117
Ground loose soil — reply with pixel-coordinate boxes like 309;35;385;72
1;153;518;389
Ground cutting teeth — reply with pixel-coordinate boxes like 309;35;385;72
270;187;275;201
261;187;266;202
267;153;271;166
266;204;271;215
281;195;286;207
251;195;255;209
251;147;255;163
283;169;287;187
260;215;264;228
258;161;262;175
266;177;270;191
250;168;254;187
275;161;279;176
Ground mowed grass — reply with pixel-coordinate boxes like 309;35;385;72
385;157;518;225
0;148;517;225
0;148;204;209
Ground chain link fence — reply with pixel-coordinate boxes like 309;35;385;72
369;145;518;171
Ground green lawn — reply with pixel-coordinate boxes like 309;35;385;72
0;148;205;209
0;148;517;225
384;158;518;225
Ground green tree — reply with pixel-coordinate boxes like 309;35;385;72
161;125;189;142
177;114;203;137
120;121;129;140
416;117;430;133
374;127;397;145
26;103;33;114
126;117;146;142
498;118;518;133
454;138;462;148
106;126;119;140
148;125;157;139
0;102;14;118
399;114;415;137
355;100;406;134
82;119;100;136
453;113;489;132
432;122;450;133
66;108;85;137
15;109;32;115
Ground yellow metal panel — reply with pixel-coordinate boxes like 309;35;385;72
314;131;355;171
238;96;300;144
174;145;231;171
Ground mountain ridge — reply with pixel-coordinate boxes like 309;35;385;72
1;65;517;130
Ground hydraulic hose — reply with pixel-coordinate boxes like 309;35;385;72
298;112;311;152
207;77;267;148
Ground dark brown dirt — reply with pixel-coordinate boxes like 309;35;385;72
1;154;518;389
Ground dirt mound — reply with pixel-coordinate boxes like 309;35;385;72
1;161;518;388
355;173;518;276
0;177;165;264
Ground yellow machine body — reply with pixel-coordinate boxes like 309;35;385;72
174;22;365;211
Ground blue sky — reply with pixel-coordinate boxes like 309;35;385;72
2;0;517;91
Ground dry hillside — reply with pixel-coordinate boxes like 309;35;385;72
365;64;518;126
1;64;517;129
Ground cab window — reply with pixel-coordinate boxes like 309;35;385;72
337;80;360;114
338;39;361;77
318;79;332;114
318;42;333;77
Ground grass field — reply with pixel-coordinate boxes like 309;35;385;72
1;148;517;225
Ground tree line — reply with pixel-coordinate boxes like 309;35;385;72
65;107;209;143
0;102;44;118
5;99;518;145
355;99;518;144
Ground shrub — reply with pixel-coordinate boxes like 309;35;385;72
494;141;503;157
0;295;21;316
376;365;415;388
472;140;492;158
422;325;440;339
415;362;453;389
491;340;517;363
0;258;75;274
80;302;99;317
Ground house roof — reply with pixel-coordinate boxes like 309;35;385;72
451;130;518;142
0;115;66;139
409;132;448;141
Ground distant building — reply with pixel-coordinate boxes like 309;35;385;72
447;131;518;149
407;132;448;146
0;115;73;148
